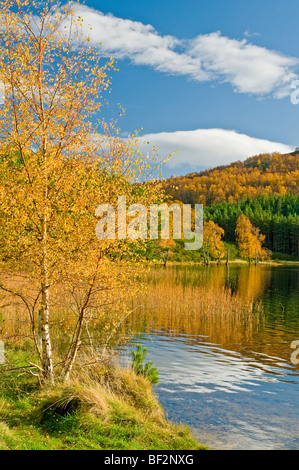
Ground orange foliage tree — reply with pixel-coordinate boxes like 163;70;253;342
235;214;269;262
203;220;225;263
0;0;163;382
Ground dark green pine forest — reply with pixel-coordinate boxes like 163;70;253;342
204;194;299;259
163;153;299;260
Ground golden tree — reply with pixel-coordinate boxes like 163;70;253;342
203;220;225;263
0;0;163;382
235;214;268;262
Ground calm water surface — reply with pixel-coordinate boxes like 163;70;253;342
120;265;299;450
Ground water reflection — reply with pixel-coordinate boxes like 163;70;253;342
121;265;299;450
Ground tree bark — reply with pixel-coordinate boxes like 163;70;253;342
226;248;230;266
40;214;54;384
62;314;84;381
40;280;54;383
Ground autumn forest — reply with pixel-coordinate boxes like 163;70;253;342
0;0;298;453
162;152;299;261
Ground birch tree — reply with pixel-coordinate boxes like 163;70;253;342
0;0;163;382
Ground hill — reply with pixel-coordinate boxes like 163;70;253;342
163;152;299;206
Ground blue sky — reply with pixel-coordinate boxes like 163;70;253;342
77;0;299;175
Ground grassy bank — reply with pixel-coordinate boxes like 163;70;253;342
144;241;299;266
0;346;207;450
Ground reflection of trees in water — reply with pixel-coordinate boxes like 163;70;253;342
3;266;297;366
148;265;272;302
233;266;272;301
126;268;263;347
124;266;299;365
261;267;299;317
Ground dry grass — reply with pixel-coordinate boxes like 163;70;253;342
0;355;206;450
0;266;264;363
0;266;140;355
38;364;165;426
125;267;264;345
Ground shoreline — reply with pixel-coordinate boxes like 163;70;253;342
0;346;208;451
149;259;299;267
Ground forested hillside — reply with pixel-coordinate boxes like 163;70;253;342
163;153;299;259
205;194;299;258
164;153;299;205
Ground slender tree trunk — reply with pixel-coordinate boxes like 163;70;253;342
61;272;97;381
37;33;54;383
38;308;42;353
40;281;54;383
226;248;230;266
164;249;170;267
40;216;54;384
61;259;101;381
63;313;85;381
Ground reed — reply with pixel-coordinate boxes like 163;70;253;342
0;266;264;354
124;267;263;346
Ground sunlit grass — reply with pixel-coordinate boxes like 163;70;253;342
0;348;207;450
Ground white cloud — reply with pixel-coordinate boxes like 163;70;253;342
138;129;293;168
74;5;209;81
73;4;298;97
244;30;261;38
189;32;298;96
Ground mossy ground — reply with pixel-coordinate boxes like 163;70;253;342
0;347;208;450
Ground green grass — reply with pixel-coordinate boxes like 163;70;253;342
0;347;208;450
272;252;299;262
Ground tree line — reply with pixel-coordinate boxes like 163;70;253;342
204;194;299;258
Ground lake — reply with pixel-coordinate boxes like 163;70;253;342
120;264;299;450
